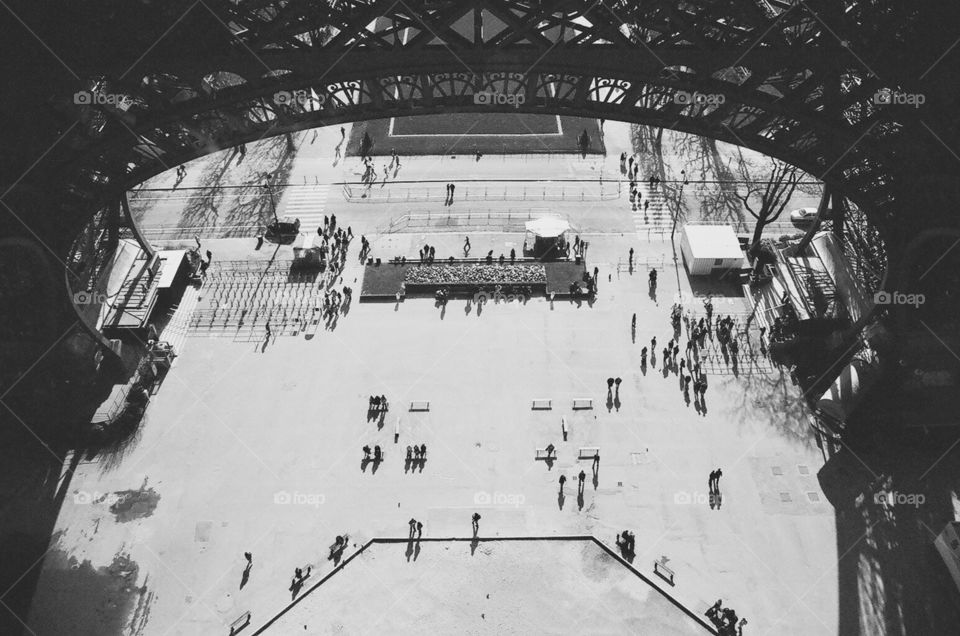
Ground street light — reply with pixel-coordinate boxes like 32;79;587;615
262;172;280;226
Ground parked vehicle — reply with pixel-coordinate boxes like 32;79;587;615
789;207;832;228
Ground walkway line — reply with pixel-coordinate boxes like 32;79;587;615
250;535;719;635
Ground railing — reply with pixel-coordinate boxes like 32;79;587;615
382;210;576;234
342;180;620;204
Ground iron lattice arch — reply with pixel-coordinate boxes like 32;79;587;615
7;0;960;256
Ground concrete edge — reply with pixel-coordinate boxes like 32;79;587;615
251;535;718;635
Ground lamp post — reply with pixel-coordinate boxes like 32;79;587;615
262;172;280;226
670;171;689;246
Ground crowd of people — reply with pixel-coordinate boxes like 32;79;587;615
404;263;547;285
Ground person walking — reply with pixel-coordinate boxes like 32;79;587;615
449;183;456;204
559;474;567;492
416;521;423;540
578;470;586;491
464;236;471;256
409;518;417;538
628;247;634;263
472;512;481;535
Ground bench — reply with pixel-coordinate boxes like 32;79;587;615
572;398;593;410
535;447;557;460
578;447;600;460
229;611;251;635
409;400;430;412
531;399;552;410
654;557;675;586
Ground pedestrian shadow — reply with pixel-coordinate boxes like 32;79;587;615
592;468;599;490
289;576;304;600
606;394;614;412
361;458;371;472
371;458;382;474
404;457;412;473
640;361;647;376
470;537;479;556
406;538;415;561
558;490;565;510
440;303;447;320
577;491;584;510
240;563;251;590
614;395;621;411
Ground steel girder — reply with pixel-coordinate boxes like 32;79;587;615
5;0;959;263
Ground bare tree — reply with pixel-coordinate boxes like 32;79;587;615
734;151;799;256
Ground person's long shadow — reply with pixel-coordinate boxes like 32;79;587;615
404;458;412;473
662;364;670;379
700;396;708;416
614;394;621;411
371;458;382;474
640;361;647;376
631;327;636;344
606;394;613;412
418;458;426;473
378;412;386;430
592;467;599;490
470;536;479;556
440;303;447;320
361;458;371;472
406;538;415;562
476;302;483;317
464;300;472;315
544;457;555;470
577;490;584;510
649;284;657;302
290;577;304;600
558;490;565;510
240;563;251;590
413;541;421;561
684;391;691;407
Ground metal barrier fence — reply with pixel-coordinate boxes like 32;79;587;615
343;180;620;204
381;210;577;234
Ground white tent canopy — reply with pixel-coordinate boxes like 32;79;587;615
525;217;570;238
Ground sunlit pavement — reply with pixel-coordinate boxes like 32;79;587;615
28;221;837;634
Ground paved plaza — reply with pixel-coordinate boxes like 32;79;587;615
28;207;837;634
